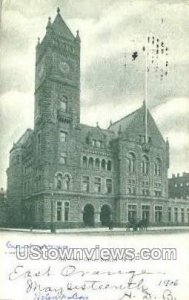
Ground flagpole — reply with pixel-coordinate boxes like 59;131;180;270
145;37;148;144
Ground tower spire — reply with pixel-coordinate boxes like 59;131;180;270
57;7;60;14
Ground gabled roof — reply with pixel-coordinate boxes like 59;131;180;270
108;107;141;135
51;9;75;41
109;104;165;146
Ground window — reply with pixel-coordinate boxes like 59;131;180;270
82;156;87;168
181;208;185;223
57;201;62;221
92;140;102;147
107;160;112;171
60;152;67;164
89;157;94;169
64;174;71;191
127;153;136;173
106;179;112;193
155;190;162;197
142;189;150;196
154;158;161;176
128;179;136;195
141;156;149;175
142;205;150;221
94;177;101;193
96;141;101;148
60;100;67;112
56;173;63;190
139;135;145;144
82;176;89;192
101;159;106;171
64;202;70;221
187;208;189;223
95;158;100;170
174;208;178;222
60;131;67;142
128;205;137;222
168;207;172;222
155;206;162;223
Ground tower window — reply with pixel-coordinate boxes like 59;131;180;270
64;174;71;191
56;173;63;190
60;131;67;142
60;101;67;112
60;152;67;164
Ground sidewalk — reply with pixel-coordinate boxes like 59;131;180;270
0;226;189;234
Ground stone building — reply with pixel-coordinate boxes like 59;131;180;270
7;8;188;229
169;173;189;199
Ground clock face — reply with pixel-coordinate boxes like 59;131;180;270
59;61;70;74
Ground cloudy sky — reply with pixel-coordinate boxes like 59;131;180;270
0;0;189;188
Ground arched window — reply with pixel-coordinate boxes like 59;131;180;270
89;157;94;169
101;159;106;170
107;160;112;171
127;153;136;173
60;101;67;112
154;158;161;176
95;158;100;170
64;174;71;191
82;156;87;168
142;155;149;175
56;173;63;190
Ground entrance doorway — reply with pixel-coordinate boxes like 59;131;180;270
100;205;112;226
83;204;95;226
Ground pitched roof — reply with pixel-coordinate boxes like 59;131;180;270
108;107;141;135
51;11;75;41
108;104;165;146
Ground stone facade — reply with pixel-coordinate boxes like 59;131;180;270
6;8;189;229
169;173;189;199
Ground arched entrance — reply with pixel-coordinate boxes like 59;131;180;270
100;205;112;226
83;204;95;227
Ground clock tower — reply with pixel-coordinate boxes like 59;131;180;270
34;8;81;191
34;7;80;127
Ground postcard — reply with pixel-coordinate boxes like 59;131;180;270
0;1;189;299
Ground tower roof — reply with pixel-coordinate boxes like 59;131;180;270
51;7;75;41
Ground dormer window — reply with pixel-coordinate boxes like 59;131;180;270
92;139;102;147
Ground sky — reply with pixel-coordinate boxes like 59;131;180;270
0;0;189;188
